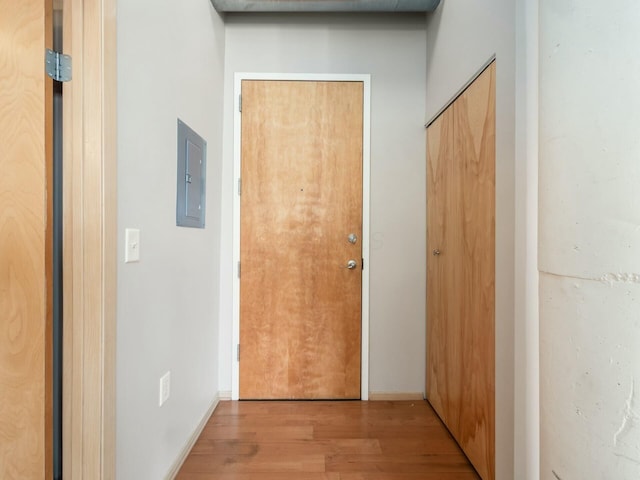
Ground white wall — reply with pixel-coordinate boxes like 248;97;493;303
116;1;225;478
219;14;428;396
514;0;539;478
425;1;527;479
539;1;640;478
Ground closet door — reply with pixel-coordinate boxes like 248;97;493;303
426;103;462;434
426;62;495;480
0;0;53;477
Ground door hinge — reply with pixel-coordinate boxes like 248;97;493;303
237;261;241;279
238;94;242;112
237;178;242;196
45;49;72;82
362;258;364;270
237;344;240;362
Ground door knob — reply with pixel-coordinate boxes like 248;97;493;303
432;249;441;256
347;233;358;244
346;259;358;269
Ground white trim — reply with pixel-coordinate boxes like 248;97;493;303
231;72;372;401
514;0;540;478
217;390;232;401
369;392;424;401
361;77;371;401
164;396;220;480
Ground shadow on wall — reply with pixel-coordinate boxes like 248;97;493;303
224;11;429;32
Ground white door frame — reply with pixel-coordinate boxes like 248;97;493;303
231;73;371;401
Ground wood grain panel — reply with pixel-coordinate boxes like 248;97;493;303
426;62;495;480
240;80;363;399
0;0;53;477
453;62;495;480
426;103;463;436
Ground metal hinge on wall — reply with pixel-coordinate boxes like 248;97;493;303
237;344;240;362
238;94;242;112
237;178;242;196
237;261;241;279
45;49;72;82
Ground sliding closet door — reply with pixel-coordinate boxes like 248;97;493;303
426;62;495;480
426;103;463;435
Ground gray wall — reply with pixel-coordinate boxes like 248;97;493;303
116;0;225;478
540;1;640;478
425;1;522;478
110;5;549;479
219;13;428;396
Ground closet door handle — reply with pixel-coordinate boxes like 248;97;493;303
432;249;441;256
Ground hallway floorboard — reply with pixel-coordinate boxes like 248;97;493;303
176;400;480;479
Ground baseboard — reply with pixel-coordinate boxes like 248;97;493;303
368;392;425;401
218;390;232;400
165;395;220;480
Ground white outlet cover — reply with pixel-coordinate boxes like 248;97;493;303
159;371;171;407
125;228;140;263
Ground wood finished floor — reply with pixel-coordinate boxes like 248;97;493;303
176;400;480;480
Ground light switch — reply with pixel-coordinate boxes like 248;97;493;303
125;228;140;263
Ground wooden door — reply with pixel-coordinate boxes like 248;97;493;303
239;80;363;399
426;103;463;435
0;0;53;477
426;62;495;480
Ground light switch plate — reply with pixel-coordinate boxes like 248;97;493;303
125;228;140;263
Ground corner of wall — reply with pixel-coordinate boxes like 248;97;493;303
116;1;227;478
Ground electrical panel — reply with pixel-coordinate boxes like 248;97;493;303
176;119;206;228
